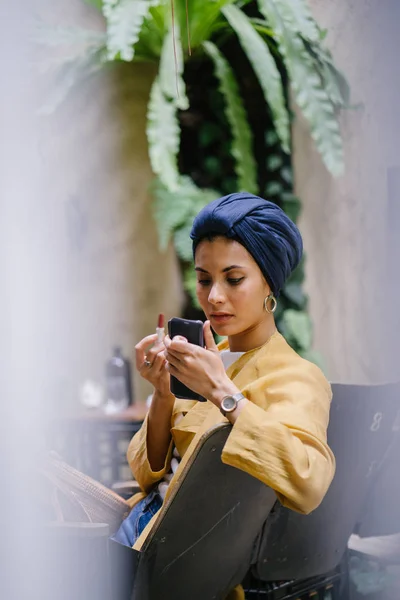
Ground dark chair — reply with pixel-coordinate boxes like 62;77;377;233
356;414;400;538
347;389;400;570
110;422;278;600
44;383;400;600
252;383;400;587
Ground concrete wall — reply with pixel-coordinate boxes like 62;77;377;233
293;0;400;383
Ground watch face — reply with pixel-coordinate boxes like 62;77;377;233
222;396;236;411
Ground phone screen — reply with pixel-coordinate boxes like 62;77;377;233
168;318;206;401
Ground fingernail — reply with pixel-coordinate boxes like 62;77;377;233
175;336;188;342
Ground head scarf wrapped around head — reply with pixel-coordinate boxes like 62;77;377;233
190;192;303;296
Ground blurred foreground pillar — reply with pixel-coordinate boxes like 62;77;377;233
293;0;400;383
32;0;184;410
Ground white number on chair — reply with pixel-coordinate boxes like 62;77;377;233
370;412;383;431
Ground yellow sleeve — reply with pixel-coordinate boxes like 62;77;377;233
221;366;335;514
126;413;173;494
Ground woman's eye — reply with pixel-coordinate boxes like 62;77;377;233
227;277;244;285
197;279;211;286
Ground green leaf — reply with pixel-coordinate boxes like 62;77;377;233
291;49;344;176
84;0;103;10
204;155;221;176
159;22;189;110
34;24;107;47
174;222;194;261
172;178;219;259
267;154;283;171
198;123;221;147
270;0;320;43
203;41;257;194
133;13;165;59
222;4;290;153
34;21;107;114
304;41;351;108
146;77;180;191
103;0;159;61
38;48;105;115
265;181;283;196
183;266;201;309
329;64;351;107
280;165;292;184
281;192;301;222
286;256;305;284
281;309;313;350
258;0;344;176
152;176;218;250
173;0;235;51
248;17;274;37
317;59;351;109
281;281;307;309
266;129;279;146
319;28;328;41
152;177;193;250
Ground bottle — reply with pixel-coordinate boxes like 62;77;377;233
104;347;133;413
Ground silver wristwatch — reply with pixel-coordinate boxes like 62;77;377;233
220;392;245;416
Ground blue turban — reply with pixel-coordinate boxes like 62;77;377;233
190;192;303;296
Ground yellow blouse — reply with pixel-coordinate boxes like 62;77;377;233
126;331;335;579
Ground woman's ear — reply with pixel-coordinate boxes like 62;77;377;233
263;283;271;297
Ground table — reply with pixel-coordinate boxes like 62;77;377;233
49;404;147;487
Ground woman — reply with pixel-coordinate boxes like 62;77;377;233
114;192;335;599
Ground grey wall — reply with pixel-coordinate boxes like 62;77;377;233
293;0;400;383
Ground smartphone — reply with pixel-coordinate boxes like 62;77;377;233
168;317;206;401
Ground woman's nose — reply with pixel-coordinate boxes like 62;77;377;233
208;283;225;305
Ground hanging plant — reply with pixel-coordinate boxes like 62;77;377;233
40;0;349;181
38;0;350;369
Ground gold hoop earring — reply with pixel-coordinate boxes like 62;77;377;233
264;294;277;314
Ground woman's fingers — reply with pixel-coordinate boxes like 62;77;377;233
145;343;166;367
164;335;188;354
135;334;168;370
165;352;182;370
135;333;158;370
139;346;166;372
150;348;167;374
139;348;169;390
135;330;194;390
203;320;218;351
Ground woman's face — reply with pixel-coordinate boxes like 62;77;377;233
195;236;272;350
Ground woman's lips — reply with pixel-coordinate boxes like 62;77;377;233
210;314;233;323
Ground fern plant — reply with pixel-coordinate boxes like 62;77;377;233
42;0;350;368
47;0;348;187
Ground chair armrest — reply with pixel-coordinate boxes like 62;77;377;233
112;480;142;497
348;533;400;564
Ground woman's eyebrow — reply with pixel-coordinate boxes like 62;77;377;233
195;265;244;273
222;265;244;272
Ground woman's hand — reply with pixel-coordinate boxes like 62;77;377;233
135;333;175;472
135;334;173;400
164;321;239;407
